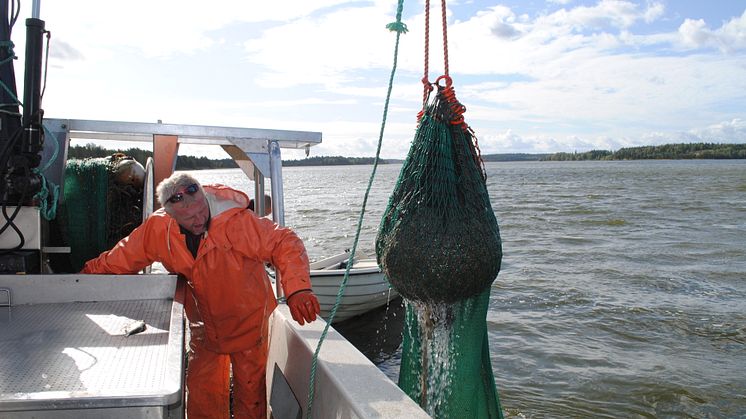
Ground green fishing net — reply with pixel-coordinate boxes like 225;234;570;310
376;82;504;418
58;155;144;271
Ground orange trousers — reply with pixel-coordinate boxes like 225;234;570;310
186;325;268;419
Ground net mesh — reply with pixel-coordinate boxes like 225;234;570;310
58;156;143;272
376;84;504;418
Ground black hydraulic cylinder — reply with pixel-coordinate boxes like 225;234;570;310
0;16;46;204
21;17;45;163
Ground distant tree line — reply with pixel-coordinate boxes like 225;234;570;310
68;142;746;168
541;149;614;161
481;153;550;161
541;143;746;161
283;156;383;166
67;145;387;169
67;143;238;170
464;143;746;161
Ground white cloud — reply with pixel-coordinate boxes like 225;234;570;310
471;119;746;155
643;2;665;23
41;1;360;59
691;118;746;142
16;1;746;158
242;3;399;89
236;0;745;156
538;0;662;32
677;10;746;53
491;21;522;39
679;19;716;49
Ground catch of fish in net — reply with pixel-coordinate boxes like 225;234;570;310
377;77;502;304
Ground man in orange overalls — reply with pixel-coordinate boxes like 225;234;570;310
82;172;320;418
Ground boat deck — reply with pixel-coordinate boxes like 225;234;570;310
0;275;184;418
2;300;172;395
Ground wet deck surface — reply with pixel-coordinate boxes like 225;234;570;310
0;299;172;396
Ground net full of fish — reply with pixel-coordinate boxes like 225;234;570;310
376;82;505;418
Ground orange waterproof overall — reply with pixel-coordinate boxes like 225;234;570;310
82;185;311;418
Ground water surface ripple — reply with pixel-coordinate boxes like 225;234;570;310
190;160;746;418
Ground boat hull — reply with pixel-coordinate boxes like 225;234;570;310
311;265;399;323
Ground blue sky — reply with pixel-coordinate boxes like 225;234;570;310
13;0;746;159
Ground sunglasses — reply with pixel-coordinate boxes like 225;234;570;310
167;183;199;204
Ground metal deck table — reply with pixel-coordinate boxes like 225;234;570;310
0;274;185;418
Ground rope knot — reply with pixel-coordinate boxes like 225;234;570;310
0;40;17;66
386;21;409;33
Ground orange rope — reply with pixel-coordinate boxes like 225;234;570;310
421;0;432;107
440;0;449;77
422;0;451;91
422;0;452;114
419;0;486;177
436;1;486;177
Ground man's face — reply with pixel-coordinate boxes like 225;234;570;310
169;187;210;235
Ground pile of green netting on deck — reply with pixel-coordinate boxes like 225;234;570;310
58;154;144;272
376;82;504;418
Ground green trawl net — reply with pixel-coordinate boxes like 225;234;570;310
376;80;504;418
58;155;144;272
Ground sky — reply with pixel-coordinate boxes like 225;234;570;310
9;0;746;160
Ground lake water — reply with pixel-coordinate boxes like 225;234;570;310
187;159;746;418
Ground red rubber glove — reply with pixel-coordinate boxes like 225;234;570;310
286;290;320;326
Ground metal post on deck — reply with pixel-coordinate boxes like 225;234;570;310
31;0;40;18
253;167;265;217
268;140;285;299
268;140;285;227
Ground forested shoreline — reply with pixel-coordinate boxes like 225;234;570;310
282;156;382;166
539;143;746;161
67;142;746;169
67;144;238;170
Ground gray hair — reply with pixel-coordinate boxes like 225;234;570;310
156;173;204;210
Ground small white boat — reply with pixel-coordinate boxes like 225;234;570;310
308;251;399;323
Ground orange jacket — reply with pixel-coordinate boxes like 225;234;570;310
82;184;311;353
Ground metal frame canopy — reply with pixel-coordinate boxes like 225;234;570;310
43;118;323;227
45;118;322;150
